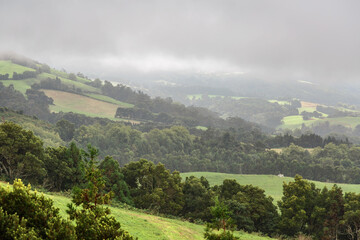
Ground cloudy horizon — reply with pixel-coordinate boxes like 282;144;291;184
1;0;359;83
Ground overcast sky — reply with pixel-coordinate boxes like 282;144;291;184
0;0;359;83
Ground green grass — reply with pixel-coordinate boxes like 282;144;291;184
43;90;120;120
195;126;208;131
181;172;360;204
298;106;317;113
279;115;360;130
50;69;91;83
0;60;36;78
0;182;272;240
84;93;134;108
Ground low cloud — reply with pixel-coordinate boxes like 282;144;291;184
0;0;359;83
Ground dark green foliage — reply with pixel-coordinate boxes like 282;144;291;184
0;179;76;239
204;198;238;240
56;119;75;141
122;159;184;215
99;156;133;205
67;145;135;240
342;192;360;239
218;179;279;234
0;207;40;240
0;122;46;183
278;175;320;236
182;176;214;221
44;142;83;191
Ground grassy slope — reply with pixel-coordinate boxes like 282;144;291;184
0;60;36;78
42;90;120;120
0;111;63;147
84;93;134;108
181;172;360;203
0;182;271;240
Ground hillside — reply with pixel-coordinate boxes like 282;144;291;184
0;58;136;121
0;108;63;147
181;172;360;203
0;181;271;240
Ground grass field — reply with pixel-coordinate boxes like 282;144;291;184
181;172;360;203
1;78;39;94
42;90;120;119
85;93;134;108
0;182;272;240
279;115;360;130
0;60;36;78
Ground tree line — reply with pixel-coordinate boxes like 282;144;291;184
2;122;360;239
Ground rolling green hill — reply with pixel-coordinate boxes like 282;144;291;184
181;172;360;203
0;182;272;240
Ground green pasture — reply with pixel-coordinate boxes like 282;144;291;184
0;60;36;78
279;115;360;130
50;69;91;83
181;172;360;203
85;93;134;108
43;90;119;119
0;182;272;240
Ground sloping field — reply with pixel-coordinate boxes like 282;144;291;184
85;93;134;108
0;182;271;240
42;90;120;119
181;172;360;203
0;60;36;78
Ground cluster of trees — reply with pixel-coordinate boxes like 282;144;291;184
32;77;83;94
269;133;349;148
0;73;9;80
12;70;37;80
301;110;323;120
0;82;51;120
278;175;360;239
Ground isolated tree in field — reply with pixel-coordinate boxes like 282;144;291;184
67;145;135;240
